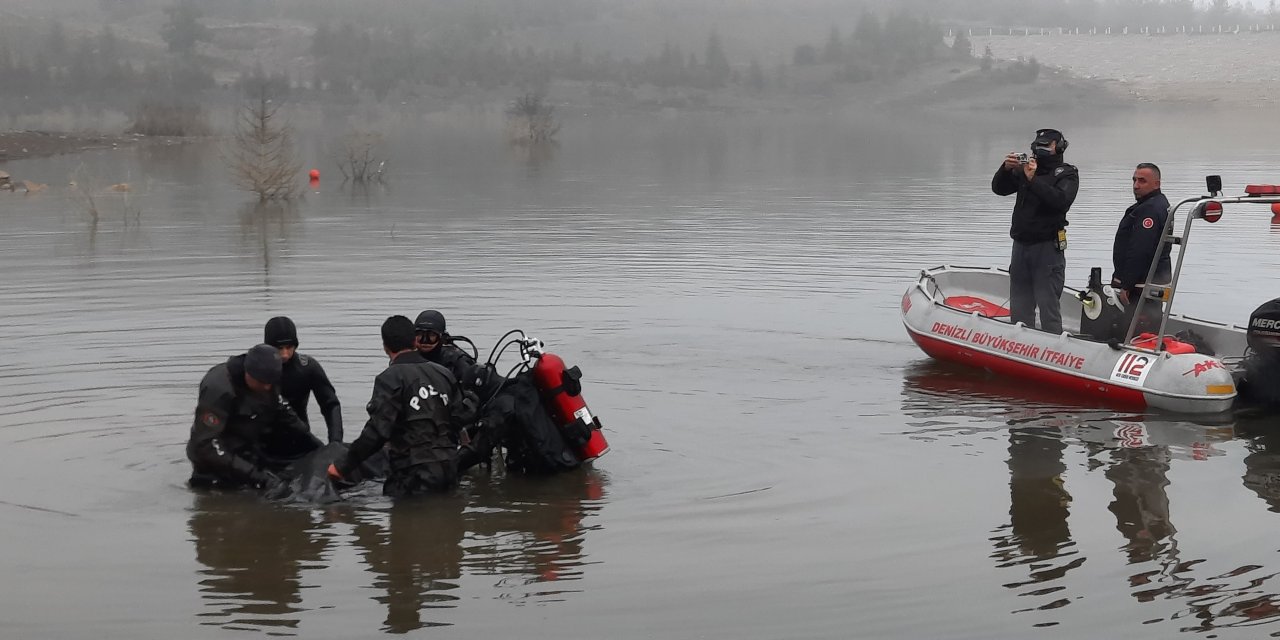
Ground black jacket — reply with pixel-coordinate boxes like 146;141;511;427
187;355;319;486
992;155;1080;244
337;351;463;478
423;342;481;388
1112;190;1172;291
279;353;343;443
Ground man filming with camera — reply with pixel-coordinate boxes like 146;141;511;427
992;128;1080;335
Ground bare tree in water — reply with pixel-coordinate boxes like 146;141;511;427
335;131;386;183
227;86;301;201
505;93;560;145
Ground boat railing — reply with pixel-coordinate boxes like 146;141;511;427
917;264;1008;302
1130;177;1280;352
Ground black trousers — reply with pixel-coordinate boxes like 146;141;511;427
1010;239;1066;334
384;455;459;497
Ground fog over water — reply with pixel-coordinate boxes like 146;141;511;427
5;106;1280;638
7;0;1280;638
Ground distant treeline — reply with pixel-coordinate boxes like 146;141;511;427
133;0;1277;34
312;8;946;98
0;4;1019;109
790;10;947;79
2;0;1270;111
0;23;214;108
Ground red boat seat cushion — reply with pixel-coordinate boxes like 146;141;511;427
1131;332;1196;354
944;295;1011;318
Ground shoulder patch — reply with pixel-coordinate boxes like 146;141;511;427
298;354;310;366
200;411;221;428
1142;217;1155;229
1054;166;1066;176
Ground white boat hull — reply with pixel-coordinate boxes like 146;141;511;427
901;266;1245;414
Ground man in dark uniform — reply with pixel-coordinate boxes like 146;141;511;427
187;344;321;490
264;316;344;443
1110;163;1172;337
1111;163;1172;306
993;128;1080;334
328;316;470;496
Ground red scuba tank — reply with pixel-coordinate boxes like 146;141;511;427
529;351;610;461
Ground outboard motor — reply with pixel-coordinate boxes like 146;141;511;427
1078;267;1126;342
1248;298;1280;354
1240;298;1280;408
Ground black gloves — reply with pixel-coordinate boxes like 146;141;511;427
452;389;481;427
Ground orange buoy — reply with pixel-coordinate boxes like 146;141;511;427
308;168;320;180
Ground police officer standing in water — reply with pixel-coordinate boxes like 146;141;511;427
187;344;320;491
264;316;343;443
328;316;473;496
993;128;1080;334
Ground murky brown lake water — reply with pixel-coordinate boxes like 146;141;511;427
4;107;1280;638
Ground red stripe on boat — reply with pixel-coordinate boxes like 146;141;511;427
906;327;1148;410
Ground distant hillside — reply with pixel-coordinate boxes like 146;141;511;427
972;31;1280;107
4;0;1232;126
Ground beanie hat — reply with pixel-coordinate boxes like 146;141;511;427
244;343;283;385
264;316;299;347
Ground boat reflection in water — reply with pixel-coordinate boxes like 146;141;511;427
188;468;607;634
1242;422;1280;515
901;362;1280;632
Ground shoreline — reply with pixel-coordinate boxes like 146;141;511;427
0;130;143;164
0;57;1260;166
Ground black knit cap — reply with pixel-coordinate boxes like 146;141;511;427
244;343;283;385
414;310;446;335
264;316;299;347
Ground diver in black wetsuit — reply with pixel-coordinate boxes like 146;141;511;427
328;316;473;496
265;316;344;443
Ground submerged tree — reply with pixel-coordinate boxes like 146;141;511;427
226;86;301;201
505;93;560;145
127;101;211;137
334;131;386;183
